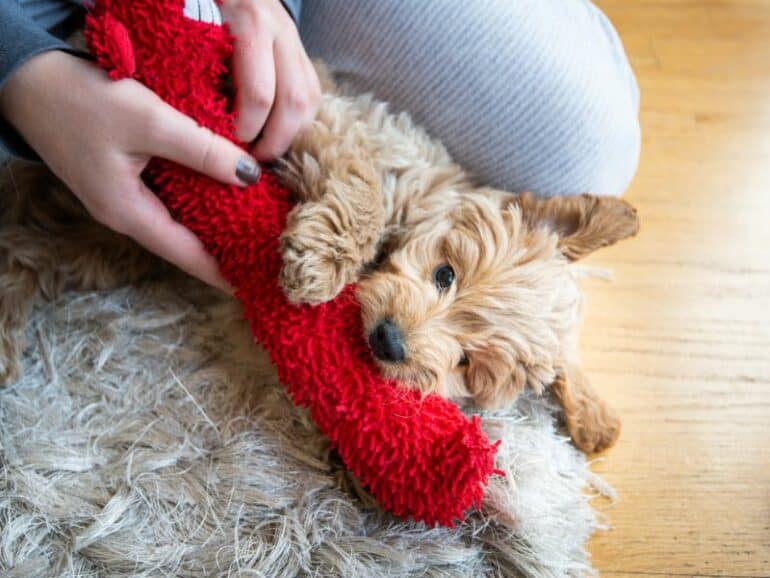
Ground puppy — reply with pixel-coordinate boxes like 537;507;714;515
277;74;640;453
0;72;638;453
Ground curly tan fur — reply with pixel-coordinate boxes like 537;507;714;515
0;70;638;454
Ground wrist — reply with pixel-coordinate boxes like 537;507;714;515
0;50;67;132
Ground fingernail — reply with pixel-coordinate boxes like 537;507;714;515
235;156;260;185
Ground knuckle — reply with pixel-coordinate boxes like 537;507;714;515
283;88;309;113
306;86;322;119
197;129;219;175
309;80;322;106
239;1;272;29
306;65;322;99
242;83;274;111
140;104;169;147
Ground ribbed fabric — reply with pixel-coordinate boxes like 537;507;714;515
17;0;79;29
299;0;641;197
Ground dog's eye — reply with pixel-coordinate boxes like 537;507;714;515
433;264;455;290
458;352;469;367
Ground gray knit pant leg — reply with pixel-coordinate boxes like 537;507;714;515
298;0;640;197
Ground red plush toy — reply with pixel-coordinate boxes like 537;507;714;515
84;0;502;526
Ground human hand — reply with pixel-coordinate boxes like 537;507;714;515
220;0;321;160
0;51;262;292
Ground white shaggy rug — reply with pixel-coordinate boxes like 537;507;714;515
0;279;612;577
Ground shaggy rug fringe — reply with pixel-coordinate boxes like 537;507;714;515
0;281;611;577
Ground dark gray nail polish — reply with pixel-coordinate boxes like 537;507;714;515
236;157;260;185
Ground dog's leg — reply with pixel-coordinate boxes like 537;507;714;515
551;363;621;453
279;155;384;304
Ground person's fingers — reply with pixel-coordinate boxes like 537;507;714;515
231;24;276;143
143;97;261;186
304;56;322;102
250;41;315;162
118;183;232;293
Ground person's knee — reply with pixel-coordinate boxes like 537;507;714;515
299;0;641;197
556;88;641;198
594;112;641;198
466;53;641;198
496;15;641;196
567;4;642;197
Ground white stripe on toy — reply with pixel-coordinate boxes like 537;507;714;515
183;0;222;25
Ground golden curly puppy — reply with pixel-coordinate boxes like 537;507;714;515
278;74;639;454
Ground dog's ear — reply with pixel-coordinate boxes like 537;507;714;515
465;351;527;409
508;192;640;261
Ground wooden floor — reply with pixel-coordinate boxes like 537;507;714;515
585;1;770;575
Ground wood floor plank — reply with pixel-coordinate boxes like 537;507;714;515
588;1;770;575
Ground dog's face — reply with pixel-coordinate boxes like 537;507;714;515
358;191;639;408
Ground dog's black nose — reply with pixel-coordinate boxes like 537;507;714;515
368;320;406;363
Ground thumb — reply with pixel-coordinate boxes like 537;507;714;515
144;97;261;187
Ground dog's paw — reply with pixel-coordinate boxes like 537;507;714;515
280;238;347;305
280;205;361;305
567;409;621;454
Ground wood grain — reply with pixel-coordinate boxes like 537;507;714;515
585;1;770;576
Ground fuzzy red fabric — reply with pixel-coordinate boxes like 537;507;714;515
84;0;501;526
